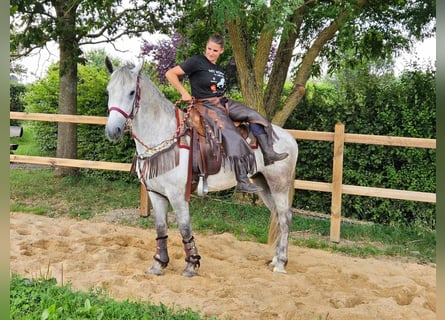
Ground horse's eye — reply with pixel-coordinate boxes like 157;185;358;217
130;90;135;96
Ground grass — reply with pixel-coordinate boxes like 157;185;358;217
189;196;436;264
10;274;213;320
10;168;140;219
10;122;52;156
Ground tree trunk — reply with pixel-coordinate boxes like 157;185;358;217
54;1;79;176
226;18;267;117
272;10;350;126
263;12;303;121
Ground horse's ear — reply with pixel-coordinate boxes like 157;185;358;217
105;56;114;74
131;58;144;74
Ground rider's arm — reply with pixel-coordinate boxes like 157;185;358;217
165;66;193;102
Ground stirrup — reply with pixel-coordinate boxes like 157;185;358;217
197;174;208;196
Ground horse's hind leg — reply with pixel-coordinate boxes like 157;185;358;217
146;191;170;276
170;198;201;277
269;207;292;273
255;175;292;273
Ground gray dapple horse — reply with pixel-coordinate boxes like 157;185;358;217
104;58;298;277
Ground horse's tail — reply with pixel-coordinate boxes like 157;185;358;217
268;209;279;246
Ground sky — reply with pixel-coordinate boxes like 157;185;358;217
393;37;436;75
14;33;158;83
14;34;436;84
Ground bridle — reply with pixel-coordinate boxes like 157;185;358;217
108;69;142;121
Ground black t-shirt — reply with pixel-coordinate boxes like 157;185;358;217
179;55;226;98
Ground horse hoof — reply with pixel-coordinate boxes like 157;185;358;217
147;267;164;276
182;269;198;277
272;265;287;274
182;270;198;277
269;257;287;273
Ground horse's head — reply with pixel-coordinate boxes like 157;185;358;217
104;56;143;142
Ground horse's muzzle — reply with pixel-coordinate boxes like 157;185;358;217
105;125;124;142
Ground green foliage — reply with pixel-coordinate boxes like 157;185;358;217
10;81;26;126
22;65;60;153
285;66;436;229
10;0;176;59
10;274;209;319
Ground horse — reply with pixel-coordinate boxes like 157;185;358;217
104;58;298;277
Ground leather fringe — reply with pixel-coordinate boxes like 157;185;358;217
136;143;179;180
226;153;257;175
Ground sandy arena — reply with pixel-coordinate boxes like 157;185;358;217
10;211;436;320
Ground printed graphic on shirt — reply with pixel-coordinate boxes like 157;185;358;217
209;69;225;94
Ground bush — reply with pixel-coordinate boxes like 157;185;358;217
285;67;436;229
10;81;26;126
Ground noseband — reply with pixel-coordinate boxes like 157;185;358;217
108;70;142;120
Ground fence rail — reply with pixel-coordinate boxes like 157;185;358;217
10;112;436;242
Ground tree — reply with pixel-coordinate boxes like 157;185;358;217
141;32;188;84
10;0;176;175
175;0;435;125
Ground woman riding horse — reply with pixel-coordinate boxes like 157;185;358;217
165;33;288;193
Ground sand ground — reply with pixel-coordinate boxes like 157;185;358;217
10;211;436;320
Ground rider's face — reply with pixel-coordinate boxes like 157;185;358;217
204;41;224;64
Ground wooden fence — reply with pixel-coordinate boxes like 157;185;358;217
10;112;436;242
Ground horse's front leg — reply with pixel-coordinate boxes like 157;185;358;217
171;198;201;277
146;191;170;276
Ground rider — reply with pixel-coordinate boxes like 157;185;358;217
165;33;288;193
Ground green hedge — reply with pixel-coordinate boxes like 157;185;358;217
285;67;436;229
10;81;26;126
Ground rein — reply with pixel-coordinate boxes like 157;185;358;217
130;105;188;157
128;96;190;158
109;69;190;157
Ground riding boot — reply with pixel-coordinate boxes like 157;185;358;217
235;165;263;193
256;133;289;166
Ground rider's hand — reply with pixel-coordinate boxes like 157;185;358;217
181;92;193;103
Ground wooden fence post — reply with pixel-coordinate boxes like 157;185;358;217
139;183;151;217
330;123;345;243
